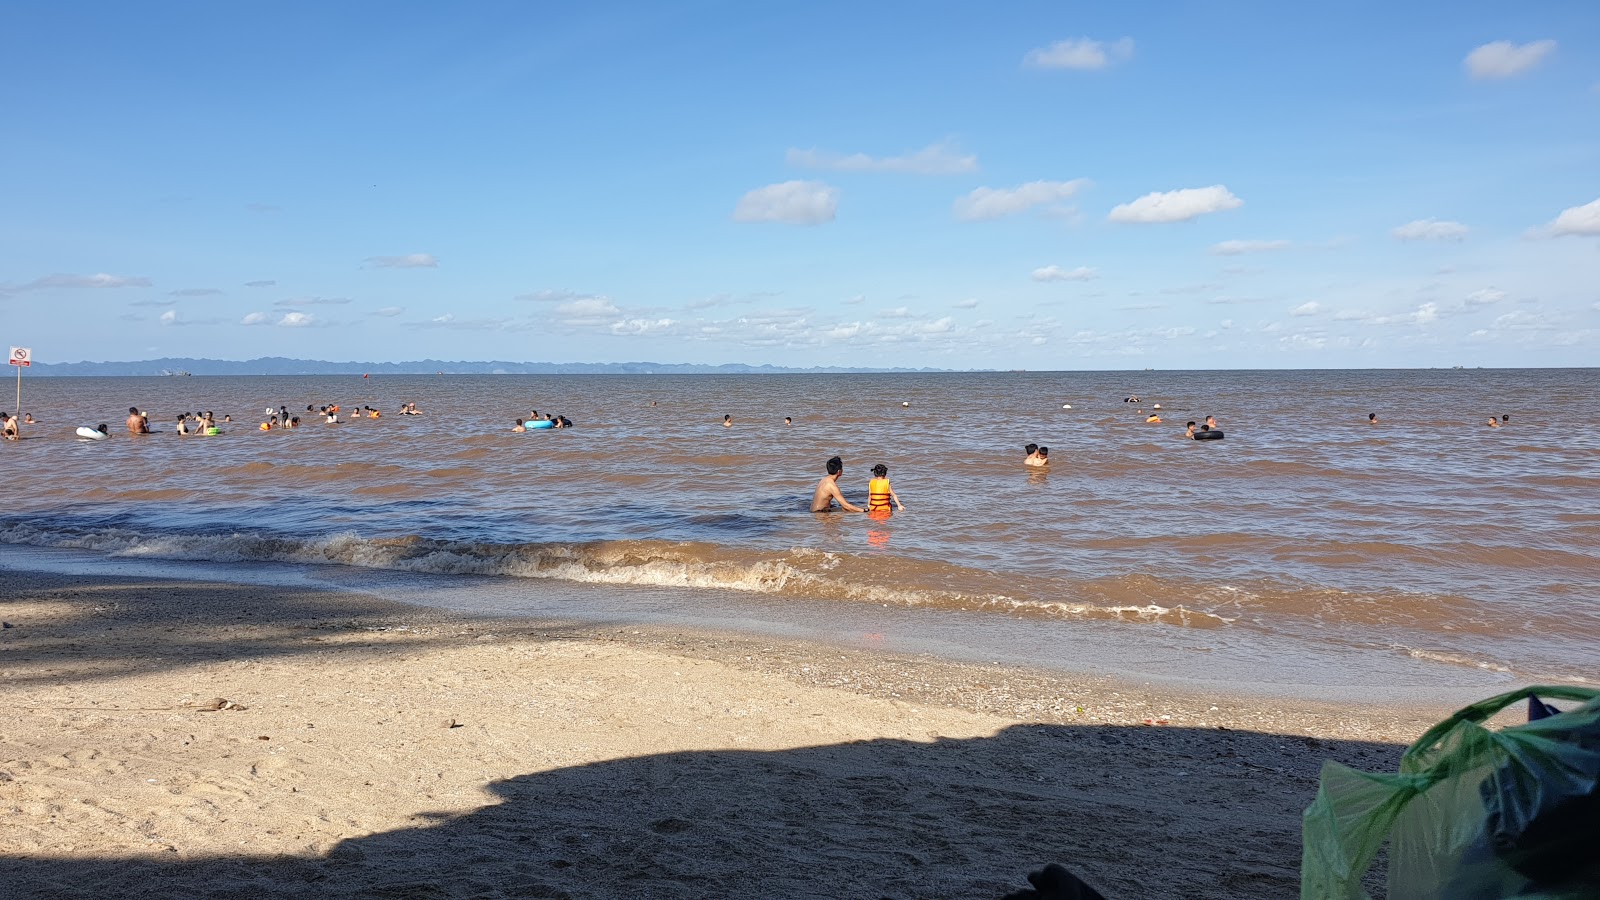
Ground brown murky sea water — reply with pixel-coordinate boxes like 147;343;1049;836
3;370;1597;691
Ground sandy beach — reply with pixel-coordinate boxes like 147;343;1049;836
0;569;1458;898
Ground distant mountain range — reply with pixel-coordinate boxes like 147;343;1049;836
30;357;954;376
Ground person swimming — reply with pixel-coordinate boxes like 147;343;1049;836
1368;412;1378;424
513;419;527;432
1183;421;1197;439
1146;413;1162;423
1024;447;1049;467
723;414;732;428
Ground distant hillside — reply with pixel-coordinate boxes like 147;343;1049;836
30;357;953;376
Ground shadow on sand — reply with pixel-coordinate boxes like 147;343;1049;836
1;572;1407;898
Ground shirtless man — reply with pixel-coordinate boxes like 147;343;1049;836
811;456;862;512
1024;446;1049;467
126;406;149;434
2;413;17;441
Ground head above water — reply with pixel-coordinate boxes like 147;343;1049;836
1038;447;1048;458
1025;443;1038;455
872;464;887;478
826;456;843;476
128;407;139;415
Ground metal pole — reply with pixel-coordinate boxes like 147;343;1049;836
14;364;18;418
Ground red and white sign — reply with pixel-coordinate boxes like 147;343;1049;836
8;347;30;367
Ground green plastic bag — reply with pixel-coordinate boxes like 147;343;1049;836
1301;685;1600;899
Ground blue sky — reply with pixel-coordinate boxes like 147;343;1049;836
3;1;1597;368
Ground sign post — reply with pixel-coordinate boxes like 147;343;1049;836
9;347;31;417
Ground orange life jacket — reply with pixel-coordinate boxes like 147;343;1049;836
868;478;892;512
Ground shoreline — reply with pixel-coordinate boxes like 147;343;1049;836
0;567;1478;897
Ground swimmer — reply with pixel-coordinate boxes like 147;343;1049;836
784;416;792;426
1024;447;1049;468
811;456;863;513
223;414;232;423
867;463;905;514
1;413;16;441
289;416;300;428
1024;443;1039;464
513;419;527;433
1183;421;1197;439
723;414;732;428
126;406;149;434
176;414;191;436
23;413;34;425
1205;415;1217;430
1146;413;1161;423
1501;414;1510;424
1487;417;1500;428
1368;413;1378;425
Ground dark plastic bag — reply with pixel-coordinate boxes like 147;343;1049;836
1301;685;1600;899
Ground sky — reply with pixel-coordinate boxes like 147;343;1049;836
2;1;1597;369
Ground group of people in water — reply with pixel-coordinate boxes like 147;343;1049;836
0;411;34;440
60;401;427;439
513;410;574;431
810;455;905;517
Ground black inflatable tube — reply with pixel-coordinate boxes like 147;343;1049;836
1193;430;1224;441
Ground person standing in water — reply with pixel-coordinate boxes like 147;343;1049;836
811;456;862;513
867;464;905;516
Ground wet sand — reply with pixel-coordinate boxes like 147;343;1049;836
0;569;1459;898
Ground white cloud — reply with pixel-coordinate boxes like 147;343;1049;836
1211;239;1290;255
1392;218;1470;241
1540;197;1600;237
556;297;624;325
1365;302;1440;326
786;140;977;175
8;272;152;292
279;312;316;327
953;298;979;309
370;306;406;317
1032;265;1098;282
363;253;438;269
733;180;838;225
1464;40;1556;80
276;296;352;307
955;179;1089;221
1465;288;1506;307
244;280;276;288
611;318;677;335
879;306;916;319
517;289;604;303
1108;185;1242;223
1024;37;1134;71
843;294;866;306
159;310;178;325
1291;301;1322;317
241;312;269;326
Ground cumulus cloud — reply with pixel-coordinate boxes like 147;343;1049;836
786;140;977;175
953;298;979;309
241;312;270;326
370;306;406;317
1024;37;1134;71
1365;302;1440;326
610;318;677;335
1392;218;1470;241
1211;239;1290;255
159;310;178;325
1539;197;1600;237
363;253;438;269
1108;185;1242;223
955;179;1089;221
244;280;276;288
1464;40;1556;80
1290;301;1322;317
733;180;838;225
556;297;624;326
1032;265;1098;282
1465;288;1506;307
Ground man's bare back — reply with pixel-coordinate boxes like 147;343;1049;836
812;473;861;512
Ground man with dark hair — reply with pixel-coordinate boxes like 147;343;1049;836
810;456;862;513
1024;443;1039;464
1025;446;1049;467
126;407;149;434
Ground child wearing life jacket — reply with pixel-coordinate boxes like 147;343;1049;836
867;464;905;517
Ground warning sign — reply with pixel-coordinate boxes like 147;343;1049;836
9;347;30;367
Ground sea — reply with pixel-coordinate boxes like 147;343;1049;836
3;369;1596;703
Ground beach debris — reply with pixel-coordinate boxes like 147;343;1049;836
190;697;247;711
442;717;463;728
2;621;13;629
1141;715;1172;726
1001;862;1109;900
